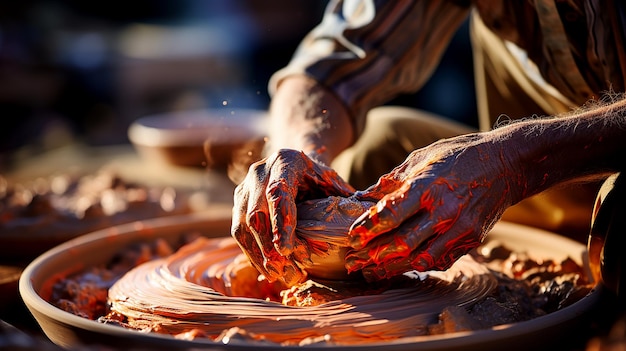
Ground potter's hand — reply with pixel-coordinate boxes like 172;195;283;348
346;133;519;281
232;149;355;286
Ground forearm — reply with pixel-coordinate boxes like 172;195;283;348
267;75;354;165
269;0;471;137
496;97;626;204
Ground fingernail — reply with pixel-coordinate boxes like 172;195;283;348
265;261;281;277
361;267;376;281
362;265;387;281
350;211;372;231
282;264;305;285
291;243;312;265
349;211;376;249
348;233;366;249
344;254;364;271
374;265;388;280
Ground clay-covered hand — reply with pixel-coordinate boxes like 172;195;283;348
232;149;355;286
346;133;521;281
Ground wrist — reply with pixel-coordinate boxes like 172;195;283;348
267;75;355;165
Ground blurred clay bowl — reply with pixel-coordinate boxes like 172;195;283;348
128;108;267;169
19;217;604;351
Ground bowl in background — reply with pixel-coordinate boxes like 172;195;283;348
128;108;267;169
19;217;604;351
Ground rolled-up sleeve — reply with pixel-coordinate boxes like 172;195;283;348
269;0;471;136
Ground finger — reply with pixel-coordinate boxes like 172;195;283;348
233;162;302;283
231;214;273;280
345;218;435;273
232;181;282;280
362;227;482;280
247;205;307;285
288;150;354;198
310;163;355;197
267;182;311;269
231;183;265;273
414;227;481;271
265;151;351;258
247;209;273;261
258;157;310;283
242;163;278;260
349;177;453;249
265;157;301;257
359;258;412;281
348;189;421;249
353;175;403;202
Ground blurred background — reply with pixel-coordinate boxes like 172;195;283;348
0;0;476;171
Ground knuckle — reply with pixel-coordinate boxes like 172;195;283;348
230;222;246;242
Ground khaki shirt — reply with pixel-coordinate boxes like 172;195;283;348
269;0;626;135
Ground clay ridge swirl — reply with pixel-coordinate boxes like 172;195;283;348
107;236;497;346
